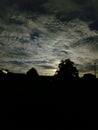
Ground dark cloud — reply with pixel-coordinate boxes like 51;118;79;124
0;42;4;46
0;0;98;23
39;65;55;69
0;0;48;13
0;0;98;75
73;0;89;4
72;36;98;51
30;29;43;40
9;60;24;66
89;20;98;30
72;36;91;44
8;16;26;25
0;27;4;33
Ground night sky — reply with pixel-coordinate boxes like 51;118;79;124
0;0;98;77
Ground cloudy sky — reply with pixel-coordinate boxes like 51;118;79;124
0;0;98;77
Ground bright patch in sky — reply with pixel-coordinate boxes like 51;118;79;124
0;13;98;76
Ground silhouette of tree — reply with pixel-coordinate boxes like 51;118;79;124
55;59;79;80
82;73;95;80
26;67;38;78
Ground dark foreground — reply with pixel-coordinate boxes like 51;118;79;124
1;75;97;128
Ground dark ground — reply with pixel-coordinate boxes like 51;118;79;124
1;74;96;128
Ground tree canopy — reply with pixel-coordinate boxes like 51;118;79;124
55;59;79;79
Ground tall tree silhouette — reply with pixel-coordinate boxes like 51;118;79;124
55;59;79;79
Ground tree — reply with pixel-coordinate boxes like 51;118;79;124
82;73;95;80
55;59;79;79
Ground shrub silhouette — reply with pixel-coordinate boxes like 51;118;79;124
55;59;79;80
82;73;95;80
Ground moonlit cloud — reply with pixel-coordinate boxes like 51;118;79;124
0;0;98;76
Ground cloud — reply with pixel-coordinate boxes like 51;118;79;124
0;0;98;22
42;0;98;21
0;6;98;75
38;65;55;69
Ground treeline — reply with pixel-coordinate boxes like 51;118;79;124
0;59;97;81
0;58;97;97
